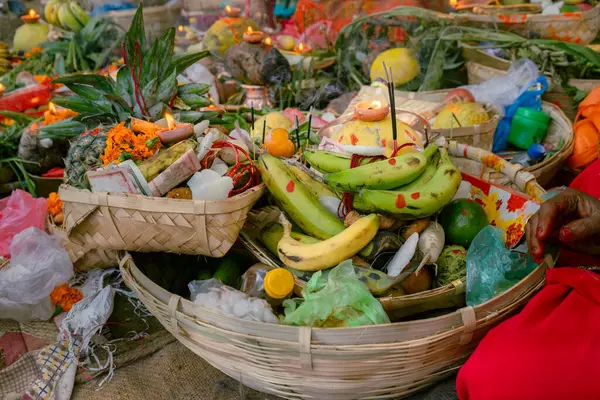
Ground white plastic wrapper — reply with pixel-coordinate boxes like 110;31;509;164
189;278;279;324
0;227;73;322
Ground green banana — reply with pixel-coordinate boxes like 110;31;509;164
304;149;375;174
391;146;440;193
286;163;339;200
69;1;89;27
258;154;345;240
58;3;83;32
324;144;437;191
353;148;461;218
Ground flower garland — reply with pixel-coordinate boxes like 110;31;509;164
100;122;161;166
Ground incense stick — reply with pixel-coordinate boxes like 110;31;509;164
307;112;312;143
251;105;255;130
262;119;266;145
294;115;301;151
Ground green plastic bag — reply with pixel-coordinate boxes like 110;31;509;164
283;260;390;327
466;226;538;307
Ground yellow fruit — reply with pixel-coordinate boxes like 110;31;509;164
251;113;293;139
202;18;259;55
332;115;423;158
433;102;490;129
13;22;49;52
370;48;420;86
278;35;296;51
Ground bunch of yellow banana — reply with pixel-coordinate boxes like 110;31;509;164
0;42;11;75
45;0;89;32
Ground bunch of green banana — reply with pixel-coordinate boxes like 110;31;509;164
303;149;377;174
324;144;437;191
353;148;461;218
0;43;11;75
258;154;345;240
45;0;89;32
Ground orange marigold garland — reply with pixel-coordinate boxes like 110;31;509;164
50;284;83;313
47;192;63;216
100;122;161;166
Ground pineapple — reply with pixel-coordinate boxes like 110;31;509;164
65;131;107;189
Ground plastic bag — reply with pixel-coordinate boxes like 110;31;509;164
466;226;538;307
188;278;279;324
463;58;541;113
283;260;390;327
0;189;48;258
0;227;73;322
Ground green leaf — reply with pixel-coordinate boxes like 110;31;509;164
115;66;138;113
141;77;158;109
176;110;220;124
126;4;145;52
52;96;100;114
171;51;210;75
66;85;113;113
0;111;36;125
53;74;114;94
38;118;87;139
156;28;176;81
157;70;177;103
148;102;166;121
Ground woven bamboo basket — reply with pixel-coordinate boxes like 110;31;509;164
47;216;118;271
119;141;550;399
450;4;600;44
345;87;501;152
58;183;265;257
464;48;600;120
105;1;182;40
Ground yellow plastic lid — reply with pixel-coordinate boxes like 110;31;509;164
264;269;294;299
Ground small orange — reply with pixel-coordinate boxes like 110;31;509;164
265;128;295;158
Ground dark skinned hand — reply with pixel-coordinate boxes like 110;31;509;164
526;188;600;262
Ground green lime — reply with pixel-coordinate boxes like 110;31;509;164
439;199;489;248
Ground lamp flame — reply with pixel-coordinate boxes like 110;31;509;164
225;5;231;12
164;112;176;130
178;25;184;32
28;9;37;17
0;83;5;91
369;101;382;109
298;43;304;52
49;102;57;114
449;0;458;7
247;26;253;34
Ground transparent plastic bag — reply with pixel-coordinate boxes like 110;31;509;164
283;260;390;327
188;278;279;324
0;189;48;258
466;226;538;307
463;58;541;113
0;227;73;322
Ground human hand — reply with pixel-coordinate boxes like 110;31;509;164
526;188;600;262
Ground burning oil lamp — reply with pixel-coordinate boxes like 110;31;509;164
0;83;5;97
21;8;40;23
294;42;312;55
264;37;273;47
243;26;264;44
224;5;241;17
156;112;194;144
354;100;390;122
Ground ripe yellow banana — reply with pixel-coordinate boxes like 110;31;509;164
277;213;379;271
58;2;83;32
353;148;461;218
44;0;61;26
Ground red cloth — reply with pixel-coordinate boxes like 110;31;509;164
457;159;600;400
457;268;600;400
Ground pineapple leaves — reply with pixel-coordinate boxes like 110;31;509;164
171;51;211;75
38;119;86;139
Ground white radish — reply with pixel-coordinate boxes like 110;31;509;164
386;232;419;277
415;221;445;274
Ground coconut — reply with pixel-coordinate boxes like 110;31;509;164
202;18;259;55
369;48;420;86
250;112;293;139
331;115;423;158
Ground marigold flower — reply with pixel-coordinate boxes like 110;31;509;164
47;192;63;216
50;284;83;312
